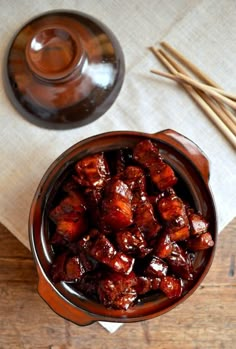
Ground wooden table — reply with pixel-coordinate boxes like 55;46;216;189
1;218;235;349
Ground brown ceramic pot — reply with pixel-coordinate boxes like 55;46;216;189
29;129;217;325
4;10;125;129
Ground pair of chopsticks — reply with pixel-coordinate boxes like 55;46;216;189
150;42;236;148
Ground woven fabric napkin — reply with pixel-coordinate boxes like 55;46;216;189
0;0;236;333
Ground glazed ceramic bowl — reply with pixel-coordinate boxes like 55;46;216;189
4;10;125;129
29;129;217;325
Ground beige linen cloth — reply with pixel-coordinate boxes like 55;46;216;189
0;0;236;333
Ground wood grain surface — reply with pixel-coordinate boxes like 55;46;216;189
0;219;235;349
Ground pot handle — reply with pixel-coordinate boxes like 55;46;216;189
37;267;95;326
153;129;210;184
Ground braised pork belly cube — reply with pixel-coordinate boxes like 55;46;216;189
109;252;135;275
166;243;194;280
151;277;161;290
157;193;190;241
133;139;160;168
144;256;168;278
74;153;110;188
135;276;161;295
151;163;178;192
116;228;152;258
49;190;88;242
101;198;133;231
134;199;162;240
160;276;183;299
133;140;177;191
51;251;91;283
89;234;116;262
188;213;209;236
76;270;102;300
187;232;214;251
120;164;147;215
135;276;152;295
104;178;133;202
49;191;87;223
98;272;137;310
88;234;134;274
153;231;173;258
101;179;133;230
49;205;79;224
122;166;146;193
157;193;186;222
168;227;190;242
56;216;88;242
112;292;138;310
64;256;86;282
167;216;190;241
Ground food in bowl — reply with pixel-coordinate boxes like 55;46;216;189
48;139;214;310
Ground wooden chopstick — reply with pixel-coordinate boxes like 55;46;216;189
150;69;236;112
151;70;236;102
161;41;219;86
158;49;236;138
158;48;236;147
150;47;236;148
150;68;236;135
160;41;236;125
